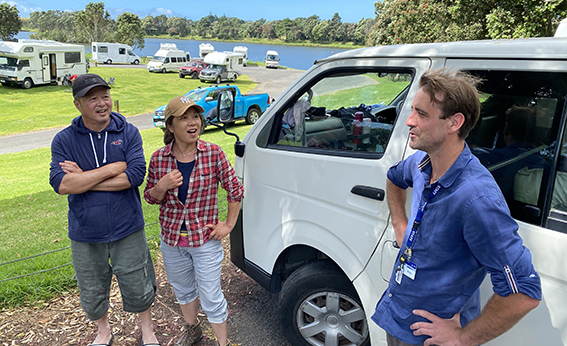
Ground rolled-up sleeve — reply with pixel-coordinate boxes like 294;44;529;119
463;194;542;300
216;148;243;202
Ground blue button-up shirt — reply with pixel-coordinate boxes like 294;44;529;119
372;145;541;345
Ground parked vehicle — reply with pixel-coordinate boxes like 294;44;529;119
152;84;270;129
199;43;214;59
91;42;140;65
199;51;244;84
179;61;208;79
216;37;567;346
233;46;248;66
147;43;190;73
0;39;87;89
265;50;279;68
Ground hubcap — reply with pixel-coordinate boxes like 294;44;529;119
296;291;368;346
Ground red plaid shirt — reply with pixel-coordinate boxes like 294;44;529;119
144;140;244;247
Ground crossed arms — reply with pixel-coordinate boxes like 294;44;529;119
57;160;130;195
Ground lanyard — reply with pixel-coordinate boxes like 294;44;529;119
403;183;441;256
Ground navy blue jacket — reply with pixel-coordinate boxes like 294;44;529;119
49;112;146;243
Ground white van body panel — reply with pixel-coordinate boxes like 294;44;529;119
200;51;244;82
91;42;140;64
233;46;248;66
0;39;87;88
147;43;190;73
234;37;567;346
199;43;214;59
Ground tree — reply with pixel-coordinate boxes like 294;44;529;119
74;2;113;43
28;10;78;42
0;3;22;42
115;12;145;49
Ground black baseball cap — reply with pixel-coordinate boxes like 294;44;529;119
72;74;110;98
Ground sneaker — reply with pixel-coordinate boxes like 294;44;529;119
175;323;203;346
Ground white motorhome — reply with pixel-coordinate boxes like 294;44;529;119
0;39;87;89
217;36;567;346
265;49;279;68
199;43;214;59
147;43;190;73
91;42;140;65
233;46;248;66
199;51;244;84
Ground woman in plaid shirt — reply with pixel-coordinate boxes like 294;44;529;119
144;96;244;346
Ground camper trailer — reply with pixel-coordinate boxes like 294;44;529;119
233;46;248;66
147;43;190;73
199;43;214;59
0;39;87;89
91;42;140;65
199;51;244;84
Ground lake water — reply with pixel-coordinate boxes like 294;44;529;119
15;31;354;71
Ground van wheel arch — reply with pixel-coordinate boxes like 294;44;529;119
279;260;370;346
132;59;140;65
105;59;112;64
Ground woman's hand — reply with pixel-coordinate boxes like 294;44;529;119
207;221;233;240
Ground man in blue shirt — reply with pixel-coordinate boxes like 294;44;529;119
372;69;542;346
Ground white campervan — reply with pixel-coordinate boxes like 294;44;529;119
265;50;279;68
91;42;140;65
233;46;248;66
147;43;190;73
199;51;244;84
0;39;87;89
220;36;567;346
199;43;214;59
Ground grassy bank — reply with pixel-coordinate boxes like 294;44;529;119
0;66;256;137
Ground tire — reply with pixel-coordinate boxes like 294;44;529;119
245;107;261;125
162;68;166;73
105;59;112;64
22;78;33;89
191;71;198;79
179;72;185;78
216;76;222;84
132;59;140;65
279;261;369;346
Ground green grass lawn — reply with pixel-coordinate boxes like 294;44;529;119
0;65;254;307
0;66;256;137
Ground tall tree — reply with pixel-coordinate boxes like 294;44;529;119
115;12;145;49
0;3;22;42
74;2;113;43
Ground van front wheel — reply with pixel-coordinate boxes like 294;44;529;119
279;261;370;346
22;78;33;89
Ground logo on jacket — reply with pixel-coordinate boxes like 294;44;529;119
111;140;123;146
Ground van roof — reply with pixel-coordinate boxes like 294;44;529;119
317;37;567;64
0;39;84;55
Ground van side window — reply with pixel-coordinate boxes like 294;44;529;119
273;70;412;156
119;48;126;55
99;46;108;53
467;70;567;232
65;52;81;64
171;57;177;63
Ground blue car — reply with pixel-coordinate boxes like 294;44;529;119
153;84;271;129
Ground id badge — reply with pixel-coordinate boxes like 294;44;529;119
395;266;403;284
403;261;417;280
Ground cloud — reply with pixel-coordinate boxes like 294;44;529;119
153;7;174;16
2;0;42;15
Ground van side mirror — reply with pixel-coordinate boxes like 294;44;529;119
217;89;235;123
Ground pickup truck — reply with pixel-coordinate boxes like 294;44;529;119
152;84;271;129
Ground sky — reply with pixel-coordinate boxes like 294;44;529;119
4;0;377;23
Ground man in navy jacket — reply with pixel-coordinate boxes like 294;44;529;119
50;74;159;346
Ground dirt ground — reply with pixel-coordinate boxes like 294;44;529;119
0;238;290;346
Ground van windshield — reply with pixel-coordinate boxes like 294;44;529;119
0;56;17;71
209;64;224;71
151;56;165;62
267;55;278;60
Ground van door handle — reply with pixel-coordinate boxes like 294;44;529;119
351;185;385;201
